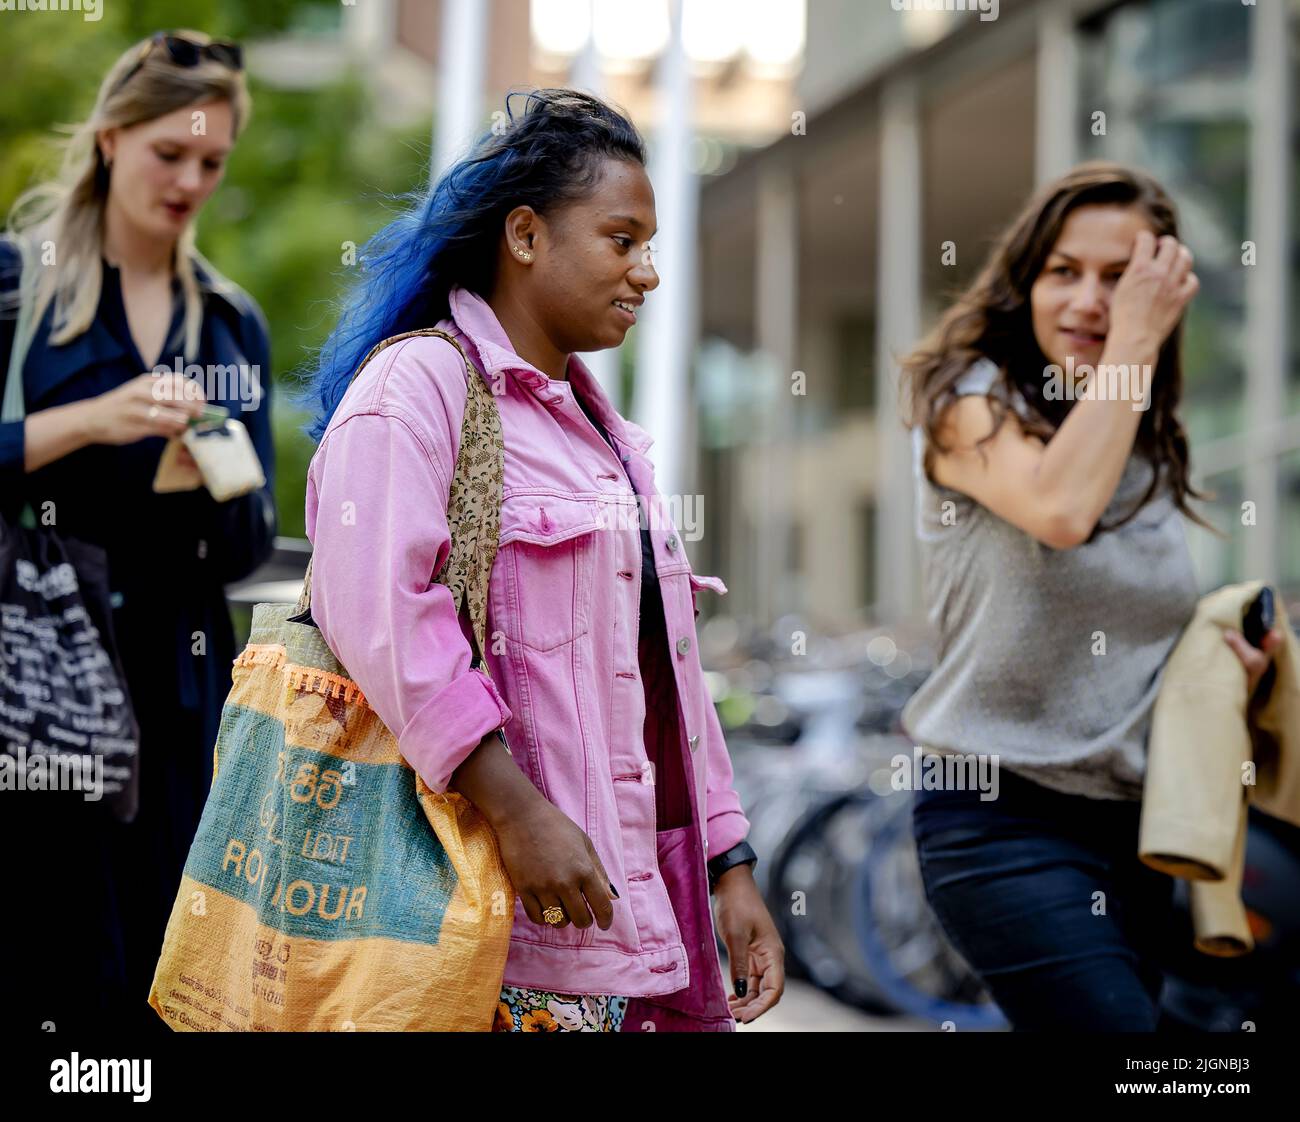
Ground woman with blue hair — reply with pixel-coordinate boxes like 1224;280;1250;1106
301;88;783;1031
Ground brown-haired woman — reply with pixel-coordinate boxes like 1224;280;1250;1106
899;162;1283;1031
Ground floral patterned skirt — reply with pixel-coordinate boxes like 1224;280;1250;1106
493;985;631;1032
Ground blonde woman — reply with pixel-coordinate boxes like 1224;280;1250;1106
0;31;276;1032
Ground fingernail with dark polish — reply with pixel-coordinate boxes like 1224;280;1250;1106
734;978;747;998
609;882;619;898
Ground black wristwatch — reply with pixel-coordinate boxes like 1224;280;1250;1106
707;840;757;893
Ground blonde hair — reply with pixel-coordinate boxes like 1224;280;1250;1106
4;29;251;364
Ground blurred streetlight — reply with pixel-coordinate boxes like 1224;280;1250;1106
532;0;803;68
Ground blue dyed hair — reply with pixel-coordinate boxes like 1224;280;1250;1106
298;87;646;442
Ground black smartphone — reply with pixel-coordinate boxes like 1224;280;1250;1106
1242;586;1274;650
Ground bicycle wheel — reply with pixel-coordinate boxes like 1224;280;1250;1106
852;788;1008;1030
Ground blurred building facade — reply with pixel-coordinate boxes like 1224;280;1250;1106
694;0;1300;633
260;0;1299;633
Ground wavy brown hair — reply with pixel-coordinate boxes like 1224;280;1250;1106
901;161;1218;539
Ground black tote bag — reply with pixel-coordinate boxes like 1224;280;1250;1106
1;236;140;822
0;522;140;821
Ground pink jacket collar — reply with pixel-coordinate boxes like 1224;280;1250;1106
446;286;654;456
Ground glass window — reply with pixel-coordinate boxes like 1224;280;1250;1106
1185;466;1243;591
1281;450;1300;594
1078;1;1252;447
1291;7;1300;419
834;314;875;414
1077;0;1300;600
860;499;877;609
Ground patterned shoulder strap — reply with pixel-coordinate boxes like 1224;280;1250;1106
296;329;504;671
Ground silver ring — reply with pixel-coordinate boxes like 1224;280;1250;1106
148;405;161;420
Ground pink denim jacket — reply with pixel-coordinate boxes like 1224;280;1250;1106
304;286;750;1030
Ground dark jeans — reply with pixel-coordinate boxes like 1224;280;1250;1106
911;765;1178;1031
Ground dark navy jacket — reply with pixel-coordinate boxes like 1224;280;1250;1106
0;238;277;756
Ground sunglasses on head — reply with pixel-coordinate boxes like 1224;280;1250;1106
114;32;244;94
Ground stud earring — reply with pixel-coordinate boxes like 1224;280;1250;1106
513;245;532;261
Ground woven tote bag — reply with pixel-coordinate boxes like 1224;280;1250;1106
149;329;513;1031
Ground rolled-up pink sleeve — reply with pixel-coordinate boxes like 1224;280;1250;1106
690;577;750;857
305;409;510;793
702;687;752;858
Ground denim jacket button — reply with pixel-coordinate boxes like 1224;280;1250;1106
665;535;678;552
688;734;700;752
676;636;690;656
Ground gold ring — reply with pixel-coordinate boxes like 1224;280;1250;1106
542;905;565;926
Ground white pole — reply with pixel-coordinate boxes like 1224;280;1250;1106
432;0;490;186
754;164;798;630
1242;0;1289;583
571;0;624;412
1035;0;1080;185
632;0;697;503
341;0;395;61
876;75;922;622
569;0;603;93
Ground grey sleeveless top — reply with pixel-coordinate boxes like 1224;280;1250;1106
899;358;1201;800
